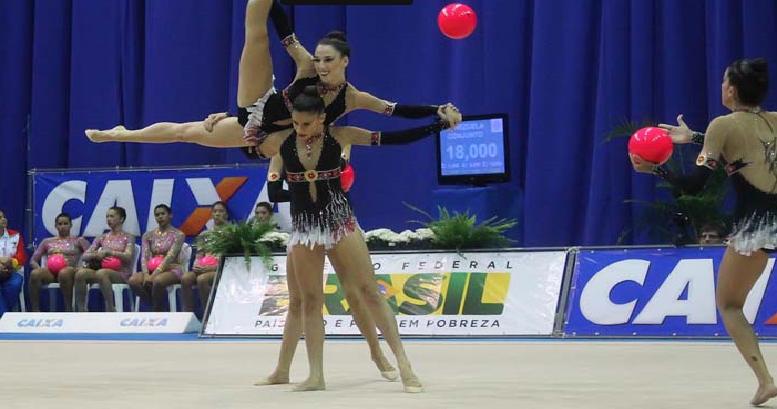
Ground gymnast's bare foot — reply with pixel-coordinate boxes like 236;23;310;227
399;363;423;393
253;370;290;386
292;375;325;392
373;354;398;381
751;381;777;406
85;125;126;142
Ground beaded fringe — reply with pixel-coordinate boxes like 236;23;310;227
243;80;277;145
728;211;777;255
289;191;356;250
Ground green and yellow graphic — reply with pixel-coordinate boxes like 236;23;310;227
258;272;510;316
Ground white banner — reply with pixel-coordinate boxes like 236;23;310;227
203;251;567;337
0;312;201;333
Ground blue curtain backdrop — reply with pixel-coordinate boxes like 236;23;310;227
2;0;777;247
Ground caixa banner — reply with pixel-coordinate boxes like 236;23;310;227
31;165;289;244
564;247;777;337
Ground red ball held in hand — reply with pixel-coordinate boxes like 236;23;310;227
147;255;165;272
47;254;68;274
341;163;356;192
628;127;674;165
199;255;218;267
101;256;122;270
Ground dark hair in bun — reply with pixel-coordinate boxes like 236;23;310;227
292;86;325;114
317;30;350;57
727;58;769;106
154;204;172;214
55;212;72;223
325;31;346;42
109;206;127;222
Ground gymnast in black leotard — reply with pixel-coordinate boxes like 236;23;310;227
256;155;404;388
255;85;447;393
631;58;777;406
85;1;461;157
237;1;460;156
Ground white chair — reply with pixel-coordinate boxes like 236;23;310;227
134;242;192;312
85;244;140;312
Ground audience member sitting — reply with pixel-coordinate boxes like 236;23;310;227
28;213;90;311
128;204;185;311
250;202;274;225
698;222;726;245
0;209;26;316
75;206;135;312
181;201;229;314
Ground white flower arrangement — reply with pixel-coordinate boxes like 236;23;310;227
395;230;417;243
363;228;435;248
258;231;290;245
364;228;398;242
414;228;434;240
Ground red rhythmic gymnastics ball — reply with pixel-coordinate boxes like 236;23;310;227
340;163;356;192
47;254;68;275
101;256;122;271
438;3;478;40
628;127;673;165
147;255;165;272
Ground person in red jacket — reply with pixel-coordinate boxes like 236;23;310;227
0;210;27;315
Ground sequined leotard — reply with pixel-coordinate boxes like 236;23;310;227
279;128;356;249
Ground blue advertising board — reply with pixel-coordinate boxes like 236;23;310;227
564;247;777;337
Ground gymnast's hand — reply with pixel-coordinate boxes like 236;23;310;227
242;128;261;154
203;112;229;132
629;153;657;174
143;274;155;286
438;103;462;128
659;114;694;144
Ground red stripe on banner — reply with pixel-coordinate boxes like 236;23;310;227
180;177;247;235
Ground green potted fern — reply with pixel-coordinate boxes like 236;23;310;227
195;221;279;269
404;203;517;251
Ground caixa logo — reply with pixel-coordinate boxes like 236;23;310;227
17;319;64;328
120;318;168;327
37;168;286;240
578;258;775;325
